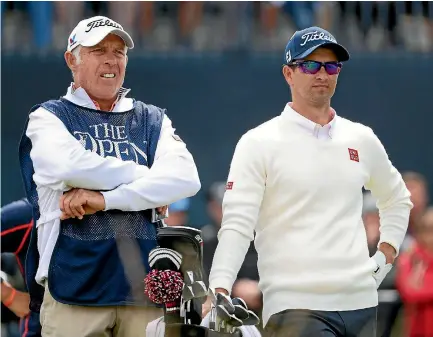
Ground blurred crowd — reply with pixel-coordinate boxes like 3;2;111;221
1;1;433;54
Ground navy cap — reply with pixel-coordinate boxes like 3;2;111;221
284;26;350;65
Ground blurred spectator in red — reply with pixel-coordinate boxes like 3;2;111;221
373;172;430;337
396;207;433;337
401;171;430;252
202;182;262;314
165;198;190;226
363;191;402;337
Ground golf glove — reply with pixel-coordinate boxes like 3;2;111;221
370;250;393;288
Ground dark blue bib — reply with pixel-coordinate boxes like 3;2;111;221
19;98;164;307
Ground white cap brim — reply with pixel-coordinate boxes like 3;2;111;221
79;27;134;50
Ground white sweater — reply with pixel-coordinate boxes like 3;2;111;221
209;103;412;326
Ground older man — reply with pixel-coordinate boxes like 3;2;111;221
19;16;201;337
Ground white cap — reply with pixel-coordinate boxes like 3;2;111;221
67;16;134;52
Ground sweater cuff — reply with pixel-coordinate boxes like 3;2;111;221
102;165;148;211
101;189;125;211
209;278;234;296
378;237;401;257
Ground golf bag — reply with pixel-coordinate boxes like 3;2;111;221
147;225;256;336
156;226;207;326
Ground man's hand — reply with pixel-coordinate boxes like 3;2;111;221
378;242;397;264
156;205;168;216
202;287;229;318
7;290;30;318
1;283;30;318
60;188;105;220
202;296;213;318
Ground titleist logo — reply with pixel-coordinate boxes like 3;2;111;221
85;19;122;33
300;31;336;47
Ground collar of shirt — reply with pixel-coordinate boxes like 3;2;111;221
281;102;337;139
64;83;133;112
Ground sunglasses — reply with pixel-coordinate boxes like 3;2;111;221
292;61;342;75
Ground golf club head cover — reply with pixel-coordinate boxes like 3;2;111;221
145;247;184;324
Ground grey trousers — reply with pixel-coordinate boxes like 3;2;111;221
263;307;377;337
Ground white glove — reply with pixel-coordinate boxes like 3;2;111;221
370;251;393;288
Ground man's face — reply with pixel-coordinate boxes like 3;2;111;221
284;47;340;105
70;34;127;102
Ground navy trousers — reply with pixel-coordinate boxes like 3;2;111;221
264;307;377;337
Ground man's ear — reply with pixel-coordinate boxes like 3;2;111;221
282;65;294;86
64;51;77;72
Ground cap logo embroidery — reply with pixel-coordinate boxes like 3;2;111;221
69;34;76;47
85;18;122;33
286;50;291;63
348;148;359;162
300;31;336;47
